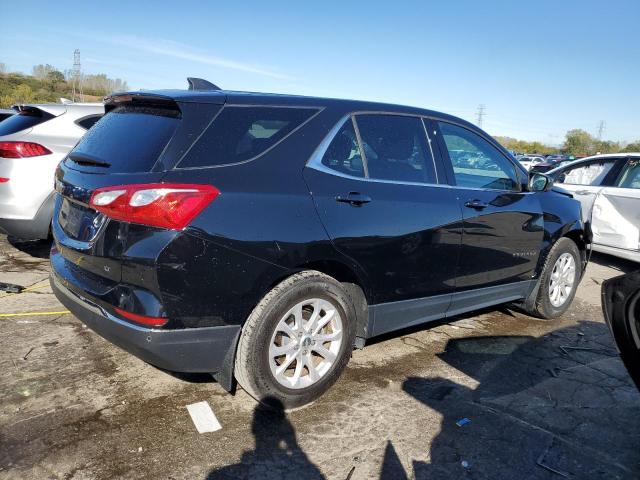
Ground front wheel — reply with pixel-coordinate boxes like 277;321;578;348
234;271;356;409
529;237;582;319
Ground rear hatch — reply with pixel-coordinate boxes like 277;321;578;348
53;93;224;285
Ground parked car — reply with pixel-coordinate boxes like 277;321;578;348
50;81;588;408
548;153;640;262
602;271;640;390
530;156;566;173
0;102;104;240
0;108;14;123
518;155;545;170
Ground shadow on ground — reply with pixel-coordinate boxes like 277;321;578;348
7;237;52;259
206;398;323;480
206;321;640;479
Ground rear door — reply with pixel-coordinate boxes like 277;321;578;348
433;120;544;300
304;113;462;336
591;158;640;252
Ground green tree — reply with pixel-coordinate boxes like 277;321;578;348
46;70;65;90
563;129;595;156
12;84;35;103
621;141;640;153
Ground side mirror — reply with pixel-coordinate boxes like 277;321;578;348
529;172;553;192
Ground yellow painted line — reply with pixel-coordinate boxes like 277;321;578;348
0;311;70;317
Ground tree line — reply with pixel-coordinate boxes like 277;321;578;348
0;63;128;108
495;129;639;157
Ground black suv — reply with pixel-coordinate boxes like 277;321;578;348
50;81;587;408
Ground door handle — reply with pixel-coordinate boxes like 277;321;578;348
464;199;489;210
575;190;593;195
336;192;372;206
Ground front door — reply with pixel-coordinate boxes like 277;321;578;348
433;120;544;309
304;113;462;335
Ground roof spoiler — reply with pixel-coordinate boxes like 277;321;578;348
187;77;221;91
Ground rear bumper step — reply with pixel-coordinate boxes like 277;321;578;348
50;272;240;374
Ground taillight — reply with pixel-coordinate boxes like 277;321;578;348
0;142;52;158
89;183;220;230
114;307;168;327
0;178;8;183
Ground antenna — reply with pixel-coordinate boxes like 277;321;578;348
597;120;606;140
476;104;486;129
71;49;83;102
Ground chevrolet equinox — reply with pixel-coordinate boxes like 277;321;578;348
51;80;587;408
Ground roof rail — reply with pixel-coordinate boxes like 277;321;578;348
187;77;221;91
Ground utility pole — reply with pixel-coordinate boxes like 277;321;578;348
597;120;606;140
476;104;486;129
71;49;83;103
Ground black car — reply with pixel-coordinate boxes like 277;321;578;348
602;271;640;390
530;155;567;173
50;80;588;408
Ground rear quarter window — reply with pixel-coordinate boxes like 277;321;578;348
178;106;319;168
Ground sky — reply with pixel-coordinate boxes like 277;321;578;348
1;0;639;144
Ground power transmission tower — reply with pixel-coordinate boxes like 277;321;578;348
597;120;606;140
476;104;486;129
71;49;83;103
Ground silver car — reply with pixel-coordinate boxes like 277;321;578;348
549;153;640;262
0;102;103;240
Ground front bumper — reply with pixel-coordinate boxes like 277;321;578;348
50;272;240;374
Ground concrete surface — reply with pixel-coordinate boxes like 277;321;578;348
0;234;639;479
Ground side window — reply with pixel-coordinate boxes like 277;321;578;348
75;114;103;130
179;106;318;168
559;161;615;186
616;159;640;189
355;114;436;183
320;119;364;178
438;122;519;191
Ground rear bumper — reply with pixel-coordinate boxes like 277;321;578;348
50;272;240;374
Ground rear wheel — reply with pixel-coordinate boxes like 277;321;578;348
529;237;582;319
234;271;356;409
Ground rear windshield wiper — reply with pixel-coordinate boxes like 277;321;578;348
67;153;111;168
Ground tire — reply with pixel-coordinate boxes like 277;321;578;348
234;270;357;409
528;237;582;319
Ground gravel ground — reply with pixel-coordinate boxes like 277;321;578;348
0;234;639;479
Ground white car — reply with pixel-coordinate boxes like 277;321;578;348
549;153;640;262
0;102;103;240
518;155;545;170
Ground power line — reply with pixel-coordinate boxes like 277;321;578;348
476;104;486;129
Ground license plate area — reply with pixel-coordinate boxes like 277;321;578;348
59;197;105;241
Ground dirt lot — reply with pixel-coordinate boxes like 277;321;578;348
0;234;639;479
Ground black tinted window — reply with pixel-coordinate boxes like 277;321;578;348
75;114;103;130
439;122;519;191
0;110;53;136
321;119;364;177
356;115;436;183
69;106;179;173
179;106;318;168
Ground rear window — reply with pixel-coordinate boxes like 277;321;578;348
69;106;179;173
0;110;54;136
178;106;318;168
